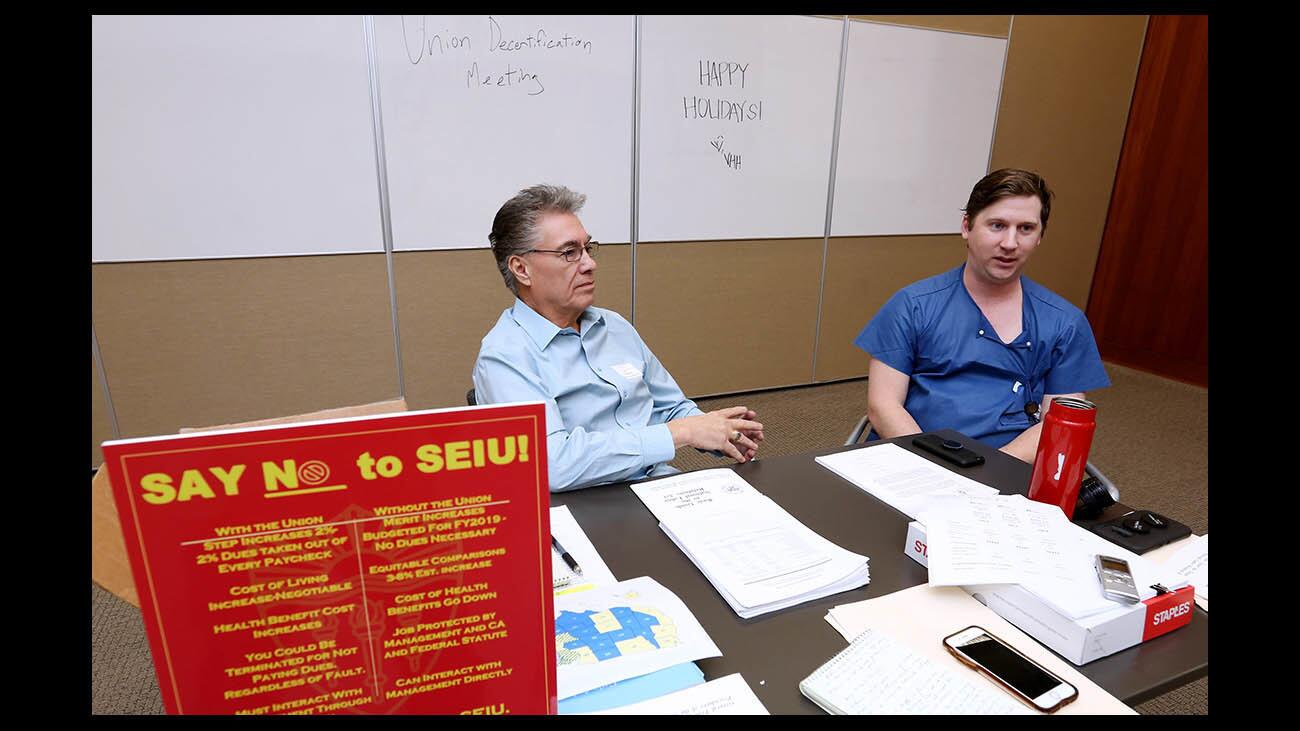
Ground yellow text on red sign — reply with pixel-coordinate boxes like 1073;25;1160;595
136;435;531;506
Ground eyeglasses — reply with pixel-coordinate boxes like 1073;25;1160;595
521;241;599;264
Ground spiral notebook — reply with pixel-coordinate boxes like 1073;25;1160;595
799;628;1030;715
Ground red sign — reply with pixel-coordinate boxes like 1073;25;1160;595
101;403;555;715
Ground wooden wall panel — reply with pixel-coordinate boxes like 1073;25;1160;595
815;235;968;382
92;255;399;439
92;359;116;469
635;239;823;396
395;244;632;411
849;15;1012;37
1086;16;1208;386
990;15;1149;311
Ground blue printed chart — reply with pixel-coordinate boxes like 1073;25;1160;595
557;605;681;665
553;577;721;699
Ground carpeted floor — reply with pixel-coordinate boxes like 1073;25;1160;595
91;361;1207;714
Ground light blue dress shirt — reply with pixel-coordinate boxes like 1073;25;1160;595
472;299;703;492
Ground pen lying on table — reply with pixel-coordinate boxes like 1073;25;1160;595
551;535;583;575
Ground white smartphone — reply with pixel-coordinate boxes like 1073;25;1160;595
943;626;1079;713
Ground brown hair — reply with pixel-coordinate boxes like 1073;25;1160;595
963;168;1053;231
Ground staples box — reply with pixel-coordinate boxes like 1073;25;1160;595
904;521;1194;665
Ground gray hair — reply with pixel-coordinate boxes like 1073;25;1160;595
488;184;588;295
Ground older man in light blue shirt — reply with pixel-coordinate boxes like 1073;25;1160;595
473;184;764;492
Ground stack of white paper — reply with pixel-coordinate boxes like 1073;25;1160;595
631;469;870;619
555;576;722;699
916;494;1188;620
815;443;999;518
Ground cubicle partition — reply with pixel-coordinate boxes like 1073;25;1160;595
91;14;1149;466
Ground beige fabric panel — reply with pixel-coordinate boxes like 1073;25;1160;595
93;254;399;440
816;236;968;382
92;359;115;468
990;15;1148;310
178;397;408;432
849;15;1012;37
395;244;631;411
635;239;823;397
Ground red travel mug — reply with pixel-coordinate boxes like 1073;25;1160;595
1027;397;1097;519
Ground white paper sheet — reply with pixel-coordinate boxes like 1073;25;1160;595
915;495;1183;619
555;576;722;699
815;443;999;518
1157;534;1208;611
918;494;1089;586
550;505;618;591
632;468;776;522
592;673;769;715
800;627;1031;714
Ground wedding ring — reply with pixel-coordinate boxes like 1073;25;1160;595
730;430;742;443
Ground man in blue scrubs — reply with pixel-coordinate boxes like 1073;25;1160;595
473;184;764;492
854;169;1110;462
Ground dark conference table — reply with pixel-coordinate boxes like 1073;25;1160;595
549;429;1208;714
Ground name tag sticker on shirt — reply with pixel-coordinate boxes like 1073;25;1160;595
612;363;643;381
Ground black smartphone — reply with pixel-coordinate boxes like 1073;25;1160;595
943;626;1078;712
911;434;985;468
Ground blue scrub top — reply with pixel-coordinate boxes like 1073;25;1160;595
853;265;1110;448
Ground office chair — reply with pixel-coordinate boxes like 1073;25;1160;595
843;413;1121;506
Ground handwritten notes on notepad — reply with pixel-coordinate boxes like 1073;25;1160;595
799;628;1030;715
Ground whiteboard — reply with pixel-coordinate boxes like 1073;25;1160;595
92;15;383;262
638;15;844;242
830;22;1007;237
373;15;635;249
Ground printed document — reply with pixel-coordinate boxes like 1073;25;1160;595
632;469;870;618
1158;534;1208;611
592;673;769;715
815;443;998;518
555;576;721;699
916;494;1181;619
917;494;1088;586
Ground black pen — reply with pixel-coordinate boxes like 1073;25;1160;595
551;535;583;575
